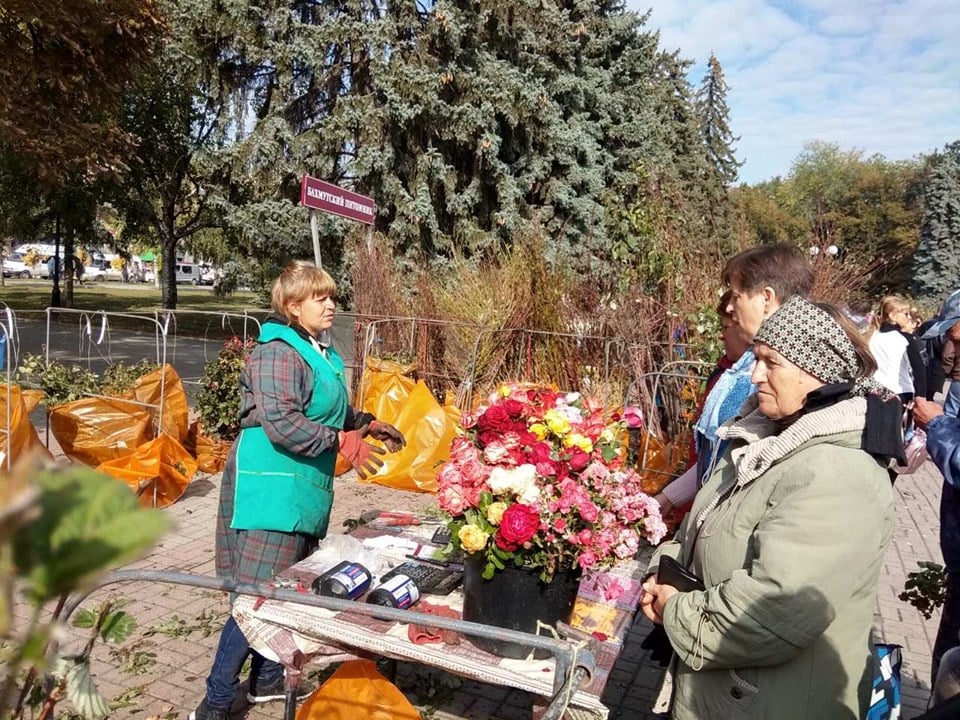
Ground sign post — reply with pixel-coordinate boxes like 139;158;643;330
299;175;376;269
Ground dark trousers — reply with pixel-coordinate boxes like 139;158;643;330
205;616;283;708
932;572;960;686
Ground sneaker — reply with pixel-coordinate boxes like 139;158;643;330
246;675;316;704
188;699;228;720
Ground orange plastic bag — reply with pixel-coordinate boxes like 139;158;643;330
635;430;691;496
123;364;190;442
362;380;459;493
335;357;417;477
185;421;232;474
0;385;53;472
358;357;416;418
50;397;152;467
296;660;420;720
97;434;197;508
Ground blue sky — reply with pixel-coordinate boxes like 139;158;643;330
630;0;960;184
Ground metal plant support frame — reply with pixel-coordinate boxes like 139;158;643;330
627;360;714;484
356;315;482;410
153;309;265;387
60;570;596;720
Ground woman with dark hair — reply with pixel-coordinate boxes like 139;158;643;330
191;261;406;720
641;297;900;719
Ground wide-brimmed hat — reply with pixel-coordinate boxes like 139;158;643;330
921;290;960;339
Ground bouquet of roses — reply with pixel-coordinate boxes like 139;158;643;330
438;385;666;581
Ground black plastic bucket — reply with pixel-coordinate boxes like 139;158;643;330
461;556;581;658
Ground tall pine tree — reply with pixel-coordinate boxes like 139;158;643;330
913;141;960;300
173;0;706;289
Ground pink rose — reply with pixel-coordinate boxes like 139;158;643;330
578;550;598;569
438;484;469;515
580;502;600;523
483;440;510;464
449;437;478;465
436;462;463;489
460;459;490;487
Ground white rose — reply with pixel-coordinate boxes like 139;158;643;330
488;464;538;498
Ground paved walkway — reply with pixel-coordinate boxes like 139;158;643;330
13;459;946;719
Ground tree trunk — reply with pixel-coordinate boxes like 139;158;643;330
63;228;75;308
161;230;178;310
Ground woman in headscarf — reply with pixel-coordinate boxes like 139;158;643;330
641;296;899;719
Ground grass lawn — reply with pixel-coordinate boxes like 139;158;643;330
0;278;267;338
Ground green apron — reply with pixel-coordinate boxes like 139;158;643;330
231;323;348;536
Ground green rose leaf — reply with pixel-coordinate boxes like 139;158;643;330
14;467;169;604
56;656;110;720
100;610;137;644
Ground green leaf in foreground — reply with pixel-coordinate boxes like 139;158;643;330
13;466;169;604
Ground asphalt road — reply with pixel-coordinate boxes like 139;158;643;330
3;310;361;395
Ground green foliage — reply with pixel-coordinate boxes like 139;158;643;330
0;0;166;187
913;141;960;301
108;642;158;675
53;656;110;720
72;602;137;644
15;354;160;406
13;467;168;604
15;354;99;407
144;609;224;639
195;336;257;440
1;461;166;719
100;360;160;396
696;54;741;186
899;560;947;620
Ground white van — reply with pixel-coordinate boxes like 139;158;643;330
175;262;198;284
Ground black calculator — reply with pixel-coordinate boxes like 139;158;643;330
380;561;462;595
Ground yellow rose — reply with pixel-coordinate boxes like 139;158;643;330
486;501;508;525
528;422;547;440
458;525;490;553
498;385;511;397
563;432;593;453
544;409;571;436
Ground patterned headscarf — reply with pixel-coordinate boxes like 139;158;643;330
754;296;860;384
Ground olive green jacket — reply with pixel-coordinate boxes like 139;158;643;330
650;396;895;720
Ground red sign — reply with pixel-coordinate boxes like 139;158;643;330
300;175;376;226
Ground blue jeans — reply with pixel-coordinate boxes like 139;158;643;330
945;381;960;418
204;616;284;708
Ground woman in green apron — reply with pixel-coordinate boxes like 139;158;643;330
191;261;405;720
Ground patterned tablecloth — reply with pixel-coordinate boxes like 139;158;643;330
233;525;648;720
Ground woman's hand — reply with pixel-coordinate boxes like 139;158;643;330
641;575;665;624
338;430;386;478
641;575;681;625
365;421;407;452
654;493;674;514
653;583;680;618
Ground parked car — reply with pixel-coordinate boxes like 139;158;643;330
81;265;105;282
2;252;33;278
199;266;218;286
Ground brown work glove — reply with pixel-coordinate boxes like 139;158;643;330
365;421;406;452
338;429;386;478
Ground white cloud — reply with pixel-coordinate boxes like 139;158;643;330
631;0;960;182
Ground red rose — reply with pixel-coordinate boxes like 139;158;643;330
498;503;540;546
477;404;511;433
568;450;591;472
502;398;525;418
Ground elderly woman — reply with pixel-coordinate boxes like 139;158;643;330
642;297;898;719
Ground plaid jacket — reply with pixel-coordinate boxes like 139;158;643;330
216;335;370;584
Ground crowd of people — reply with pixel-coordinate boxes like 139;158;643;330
184;250;960;720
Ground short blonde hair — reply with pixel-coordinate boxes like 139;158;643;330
270;260;337;323
877;295;910;328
